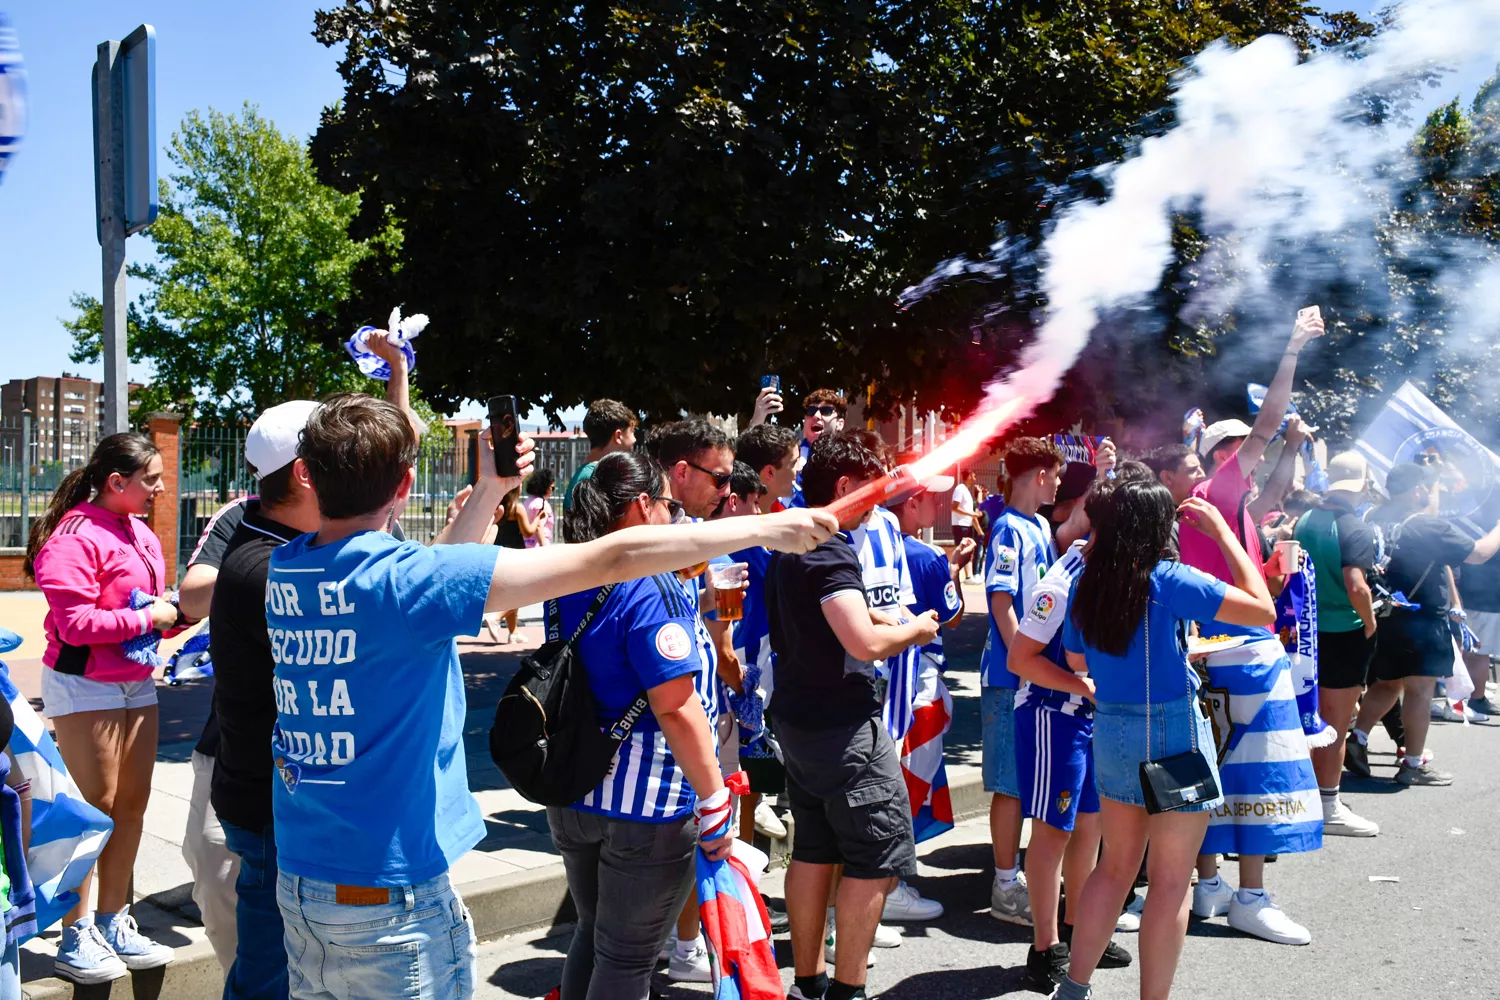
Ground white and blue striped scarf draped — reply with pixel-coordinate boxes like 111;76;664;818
0;668;113;935
0;13;24;185
1197;636;1323;857
882;641;922;743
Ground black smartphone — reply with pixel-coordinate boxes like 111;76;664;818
761;374;780;392
487;395;521;478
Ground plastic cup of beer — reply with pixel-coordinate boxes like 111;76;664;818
1274;538;1302;575
710;562;749;621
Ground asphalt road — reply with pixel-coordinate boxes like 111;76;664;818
475;706;1498;999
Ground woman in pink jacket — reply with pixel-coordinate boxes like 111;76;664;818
24;433;177;984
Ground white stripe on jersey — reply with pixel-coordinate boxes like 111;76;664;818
1015;539;1091;716
851;507;915;613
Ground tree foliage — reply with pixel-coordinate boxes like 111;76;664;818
68;104;401;424
311;0;1366;424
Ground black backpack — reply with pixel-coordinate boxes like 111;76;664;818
489;585;649;806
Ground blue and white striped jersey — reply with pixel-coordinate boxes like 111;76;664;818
850;506;916;615
1014;539;1092;716
550;574;718;823
980;506;1057;688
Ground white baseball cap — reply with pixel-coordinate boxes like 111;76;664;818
1324;451;1370;494
245;400;320;477
1199;418;1254;459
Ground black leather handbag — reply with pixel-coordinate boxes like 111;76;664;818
1138;611;1220;815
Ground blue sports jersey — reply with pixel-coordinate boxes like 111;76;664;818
730;546;773;676
1061;561;1227;705
850;507;915;615
784;438;814;508
1014;539;1091;716
550;574;717;822
902;535;963;664
980;506;1057;688
266;532;497;886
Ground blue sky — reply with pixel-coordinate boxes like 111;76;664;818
0;2;1488;422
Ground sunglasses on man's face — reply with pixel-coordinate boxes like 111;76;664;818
684;460;733;490
804;405;842;419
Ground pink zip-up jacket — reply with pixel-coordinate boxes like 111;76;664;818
32;500;171;683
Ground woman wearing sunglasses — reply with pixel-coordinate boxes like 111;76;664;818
546;451;726;1000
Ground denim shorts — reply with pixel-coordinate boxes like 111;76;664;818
1092;694;1222;812
41;669;156;717
277;871;476;999
981;686;1020;798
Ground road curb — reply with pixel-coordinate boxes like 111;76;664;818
23;769;988;998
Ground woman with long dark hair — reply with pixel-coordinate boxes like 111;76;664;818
26;433;180;983
547;451;728;1000
1051;480;1274;1000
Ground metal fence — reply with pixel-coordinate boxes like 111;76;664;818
173;427;566;579
0;414;103;549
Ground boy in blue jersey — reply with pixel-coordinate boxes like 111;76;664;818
981;436;1064;926
265;394;837;999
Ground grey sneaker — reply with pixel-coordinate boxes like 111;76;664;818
990;872;1033;926
1396;761;1453;786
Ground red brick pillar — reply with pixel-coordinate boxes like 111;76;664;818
144;412;182;586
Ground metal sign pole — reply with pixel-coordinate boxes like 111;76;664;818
95;40;127;436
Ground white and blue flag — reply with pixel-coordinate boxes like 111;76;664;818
1354;381;1500;538
0;669;113;934
0;13;25;184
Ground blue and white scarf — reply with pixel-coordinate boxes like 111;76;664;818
1273;551;1337;749
1197;636;1323;857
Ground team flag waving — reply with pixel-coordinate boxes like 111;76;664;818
0;658;114;935
695;772;781;1000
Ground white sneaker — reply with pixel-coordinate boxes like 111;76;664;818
1228;891;1311;945
1191;876;1234;919
1321;797;1379;837
1115;907;1141;933
753;800;788;840
873;922;902;948
667;937;712;982
1464;702;1490;722
824;913;877;967
882;880;944;921
1433;700;1464;722
990;872;1033;926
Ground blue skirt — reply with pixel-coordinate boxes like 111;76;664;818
1093;694;1222;812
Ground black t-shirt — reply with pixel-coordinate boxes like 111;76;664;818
766;535;879;730
1372;507;1475;616
208;503;303;831
187;498;254;757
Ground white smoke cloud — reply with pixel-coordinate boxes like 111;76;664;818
943;0;1500;423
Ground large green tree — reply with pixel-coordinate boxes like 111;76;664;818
67;104;401;424
311;0;1364;423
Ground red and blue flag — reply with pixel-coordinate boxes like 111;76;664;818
696;772;782;1000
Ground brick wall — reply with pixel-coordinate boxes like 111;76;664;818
144;413;182;586
0;552;26;590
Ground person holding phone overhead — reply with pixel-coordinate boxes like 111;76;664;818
1180;307;1325;947
1050;481;1274;1000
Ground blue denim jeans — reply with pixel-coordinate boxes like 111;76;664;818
0;936;19;1000
276;872;476;1000
221;820;288;1000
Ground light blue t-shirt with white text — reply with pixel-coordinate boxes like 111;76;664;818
266;531;499;886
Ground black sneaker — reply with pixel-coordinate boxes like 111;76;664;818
768;906;790;934
1098;939;1133;968
1344;738;1372;779
1024;942;1070;993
